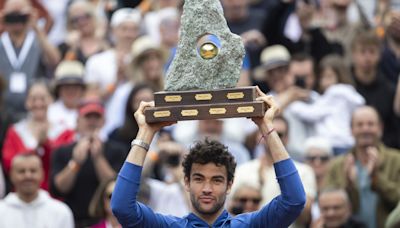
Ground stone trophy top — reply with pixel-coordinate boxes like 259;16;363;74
164;0;245;91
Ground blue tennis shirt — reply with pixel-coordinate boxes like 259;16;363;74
111;158;305;227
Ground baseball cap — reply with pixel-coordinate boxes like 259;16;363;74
254;45;291;80
110;8;141;28
78;99;105;116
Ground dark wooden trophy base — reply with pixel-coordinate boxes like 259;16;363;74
144;86;266;123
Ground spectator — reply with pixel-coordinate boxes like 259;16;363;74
85;7;141;101
48;60;86;130
233;115;316;228
350;29;400;148
379;10;400;85
0;0;60;119
38;0;69;45
261;0;341;64
324;106;400;228
304;137;333;193
108;84;154;150
0;153;74;228
0;76;15;154
59;0;109;64
2;82;74;190
88;178;121;228
228;183;262;216
111;90;306;227
289;55;365;155
102;36;164;137
311;188;366;228
50;99;127;227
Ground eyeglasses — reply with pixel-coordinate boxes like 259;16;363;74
71;13;91;24
105;192;112;200
306;155;330;163
236;197;262;204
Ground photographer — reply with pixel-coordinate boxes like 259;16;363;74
0;0;60;119
50;99;127;228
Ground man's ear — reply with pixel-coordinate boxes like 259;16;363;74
184;176;190;192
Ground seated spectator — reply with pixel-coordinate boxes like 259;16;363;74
0;154;74;228
289;55;365;155
324;106;400;227
2;82;74;190
59;0;109;64
85;7;141;101
88;178;121;228
350;29;400;148
311;188;367;228
102;36;164;137
0;0;60;119
48;60;86;130
108;84;154;150
228;183;262;216
50;99;127;227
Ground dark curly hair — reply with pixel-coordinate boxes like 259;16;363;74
182;138;236;183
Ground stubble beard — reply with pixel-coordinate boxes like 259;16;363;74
190;192;225;216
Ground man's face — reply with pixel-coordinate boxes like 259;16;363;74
59;84;84;107
232;186;261;213
319;191;351;227
351;44;380;73
10;156;43;197
77;112;104;136
2;0;31;34
265;65;290;93
351;107;382;148
113;21;140;45
289;60;315;90
221;0;248;22
185;163;232;216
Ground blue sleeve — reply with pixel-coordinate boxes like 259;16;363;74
249;159;306;227
111;162;175;228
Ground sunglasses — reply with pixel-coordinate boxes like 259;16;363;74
306;155;330;163
236;197;262;204
71;13;91;24
105;192;112;200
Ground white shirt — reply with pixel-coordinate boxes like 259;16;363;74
232;159;317;205
85;50;117;91
48;100;78;130
289;84;365;148
0;190;74;228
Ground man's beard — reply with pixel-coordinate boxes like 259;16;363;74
190;192;225;215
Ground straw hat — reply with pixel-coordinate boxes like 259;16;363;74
254;45;291;81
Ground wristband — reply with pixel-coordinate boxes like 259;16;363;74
131;139;150;151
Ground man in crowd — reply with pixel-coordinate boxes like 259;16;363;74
324;106;400;227
312;188;366;228
0;154;73;227
0;0;60;119
50;99;127;227
111;89;306;227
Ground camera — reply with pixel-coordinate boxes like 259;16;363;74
4;12;29;24
295;75;306;88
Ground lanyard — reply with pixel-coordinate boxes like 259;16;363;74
1;30;35;71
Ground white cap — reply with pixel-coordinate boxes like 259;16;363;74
304;136;333;156
111;8;141;27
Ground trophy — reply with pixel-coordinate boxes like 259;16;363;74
144;0;266;123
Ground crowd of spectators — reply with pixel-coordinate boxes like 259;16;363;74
0;0;399;227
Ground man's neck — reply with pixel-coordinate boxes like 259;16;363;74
354;145;374;166
354;67;377;85
195;207;224;225
115;42;132;55
18;191;39;203
9;30;28;48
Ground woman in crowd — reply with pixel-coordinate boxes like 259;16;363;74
2;82;74;190
59;0;109;63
